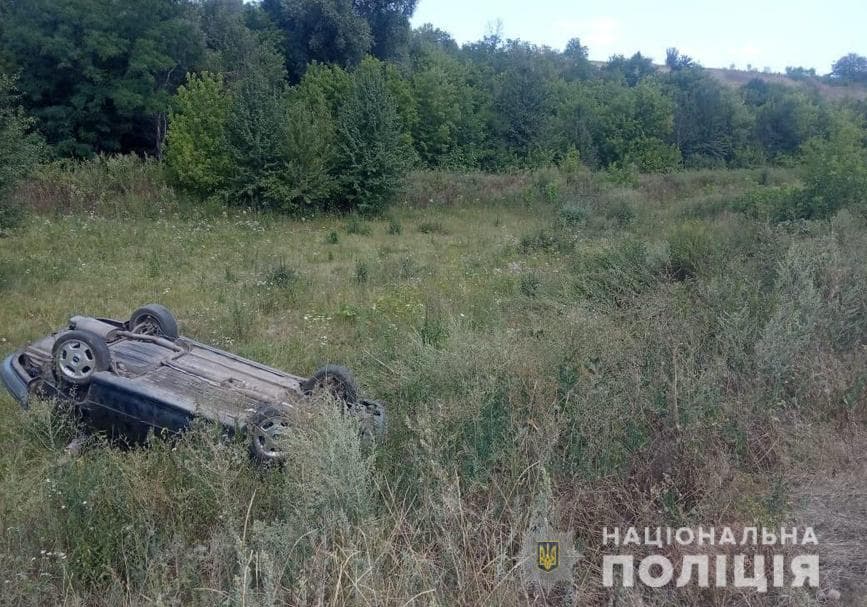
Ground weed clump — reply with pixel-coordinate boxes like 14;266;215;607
417;220;447;234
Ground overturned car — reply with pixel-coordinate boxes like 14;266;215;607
1;304;385;462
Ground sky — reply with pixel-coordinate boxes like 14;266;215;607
411;0;866;74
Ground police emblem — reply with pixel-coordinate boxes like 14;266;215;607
537;541;559;572
521;520;581;590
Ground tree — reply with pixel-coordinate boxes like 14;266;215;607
198;0;286;85
794;112;867;219
261;0;371;82
352;0;418;61
561;38;593;81
785;66;816;81
1;0;204;157
665;47;694;72
667;68;750;167
165;72;233;195
334;58;411;213
488;41;560;166
0;74;44;228
753;89;819;159
224;72;291;209
604;52;656;87
830;53;867;85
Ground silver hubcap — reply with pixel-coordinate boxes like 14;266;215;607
253;417;291;459
57;340;96;381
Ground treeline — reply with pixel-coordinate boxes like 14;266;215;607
1;0;866;213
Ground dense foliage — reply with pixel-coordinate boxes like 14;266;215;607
1;0;866;214
0;74;44;228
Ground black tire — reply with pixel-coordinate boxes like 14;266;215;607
129;304;179;339
248;405;292;465
301;364;359;404
52;330;111;386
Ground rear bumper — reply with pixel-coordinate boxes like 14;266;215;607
1;354;29;408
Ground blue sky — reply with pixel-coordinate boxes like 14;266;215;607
411;0;865;74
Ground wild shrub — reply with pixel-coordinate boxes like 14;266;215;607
262;261;299;289
731;185;800;220
387;216;402;234
519;228;570;253
559;203;588;225
345;215;372;235
794;120;867;219
600;191;637;226
667;220;717;279
574;239;667;303
519;272;542;297
417;220;447;234
530;166;563;202
755;240;826;388
626;136;682;173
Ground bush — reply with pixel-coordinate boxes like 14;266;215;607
732;185;802;220
574;239;667;303
667;220;717;279
417;220;447;234
626;137;682;173
794;119;867;219
334;59;412;215
559;204;588;225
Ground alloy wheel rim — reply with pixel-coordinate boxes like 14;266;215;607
57;340;96;381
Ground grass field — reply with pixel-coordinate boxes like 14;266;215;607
0;167;865;605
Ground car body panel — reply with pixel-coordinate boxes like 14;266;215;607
2;315;314;437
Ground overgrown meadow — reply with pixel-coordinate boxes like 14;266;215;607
0;164;865;606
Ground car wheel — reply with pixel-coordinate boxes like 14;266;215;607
129;304;179;339
52;330;111;386
301;364;359;404
248;405;292;464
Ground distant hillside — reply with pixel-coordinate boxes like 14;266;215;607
704;66;867;101
589;61;867;101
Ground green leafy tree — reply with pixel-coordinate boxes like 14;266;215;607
665;47;695;72
753;88;819;159
262;93;338;212
794;113;867;219
334;59;411;213
604;52;656;86
224;72;290;209
165;72;233;195
830;53;867;85
1;0;204;156
352;0;418;61
411;65;462;165
561;38;593;81
0;74;44;228
488;41;560;166
785;66;817;81
198;0;286;85
667;68;750;167
261;0;371;81
295;62;353;115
